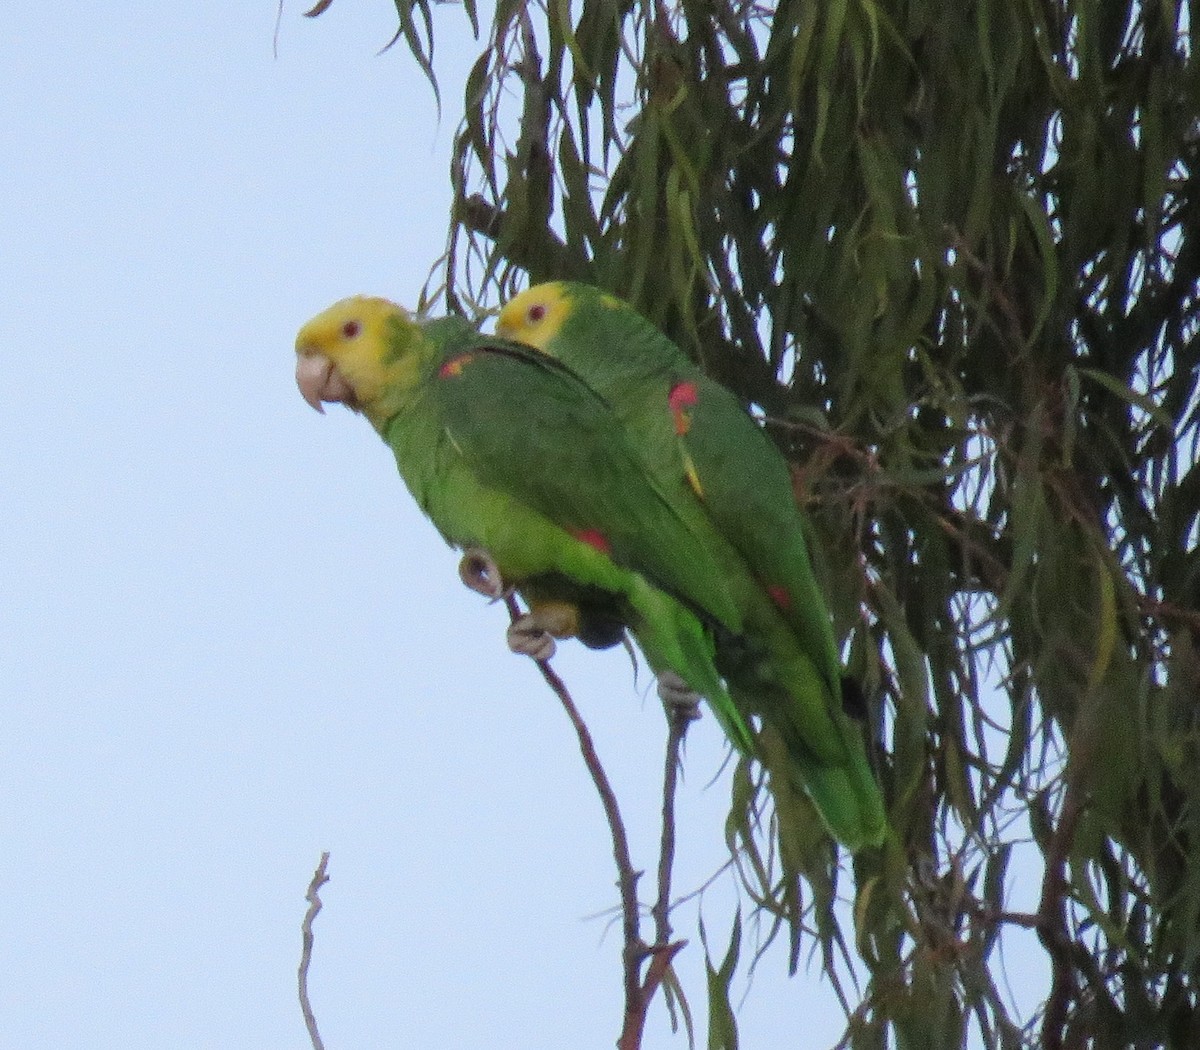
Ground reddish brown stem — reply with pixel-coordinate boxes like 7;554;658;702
503;596;644;1034
503;594;690;1050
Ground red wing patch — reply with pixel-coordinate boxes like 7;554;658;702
439;352;476;379
571;528;612;555
766;584;792;611
668;381;699;436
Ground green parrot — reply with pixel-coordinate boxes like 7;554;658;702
496;281;886;850
294;295;754;754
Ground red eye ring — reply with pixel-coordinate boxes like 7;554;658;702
341;320;361;338
528;304;546;323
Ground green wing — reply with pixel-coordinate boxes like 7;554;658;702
539;285;886;848
679;376;844;691
427;334;744;636
536;286;843;683
368;314;754;755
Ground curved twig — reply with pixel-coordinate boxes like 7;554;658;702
501;593;690;1050
299;852;331;1050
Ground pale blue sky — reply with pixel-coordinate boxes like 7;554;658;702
0;4;863;1047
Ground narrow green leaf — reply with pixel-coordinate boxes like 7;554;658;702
1074;366;1175;430
701;911;741;1050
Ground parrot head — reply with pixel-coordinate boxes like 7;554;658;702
495;281;575;351
295;295;424;422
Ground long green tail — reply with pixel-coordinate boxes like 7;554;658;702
627;578;755;755
722;619;887;850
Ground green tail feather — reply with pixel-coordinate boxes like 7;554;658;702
626;577;756;756
727;666;887;850
753;717;887;852
792;754;887;851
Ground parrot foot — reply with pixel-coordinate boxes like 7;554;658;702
506;602;580;662
458;547;510;601
656;672;702;722
507;614;558;662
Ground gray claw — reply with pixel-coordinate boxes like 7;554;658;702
506;613;557;662
656;672;702;721
458;547;508;600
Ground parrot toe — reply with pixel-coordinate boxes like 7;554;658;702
507;614;558;661
506;601;581;662
458;547;509;600
656;671;702;721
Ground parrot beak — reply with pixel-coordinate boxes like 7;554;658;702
296;351;357;413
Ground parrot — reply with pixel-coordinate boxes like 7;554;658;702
294;295;755;755
496;281;886;850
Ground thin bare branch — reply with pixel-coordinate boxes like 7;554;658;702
501;594;645;1043
652;698;695;948
299;851;331;1050
500;592;694;1049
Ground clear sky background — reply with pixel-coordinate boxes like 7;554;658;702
1;4;1040;1047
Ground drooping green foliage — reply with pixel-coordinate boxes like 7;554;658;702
311;1;1200;1045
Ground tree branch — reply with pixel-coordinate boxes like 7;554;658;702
1036;686;1110;1050
299;851;331;1050
501;595;645;1039
501;594;690;1049
652;700;693;948
454;194;582;282
624;698;694;1049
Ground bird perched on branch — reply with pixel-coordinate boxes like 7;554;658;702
497;281;886;850
295;295;753;753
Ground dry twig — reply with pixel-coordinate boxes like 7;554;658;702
299;851;331;1050
502;593;690;1050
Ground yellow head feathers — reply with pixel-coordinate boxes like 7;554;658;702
295;295;423;422
495;281;573;351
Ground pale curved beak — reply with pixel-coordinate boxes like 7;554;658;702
296;352;356;413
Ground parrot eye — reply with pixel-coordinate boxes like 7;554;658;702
527;304;546;324
341;320;361;339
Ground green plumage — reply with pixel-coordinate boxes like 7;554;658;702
295;297;753;755
497;282;886;850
